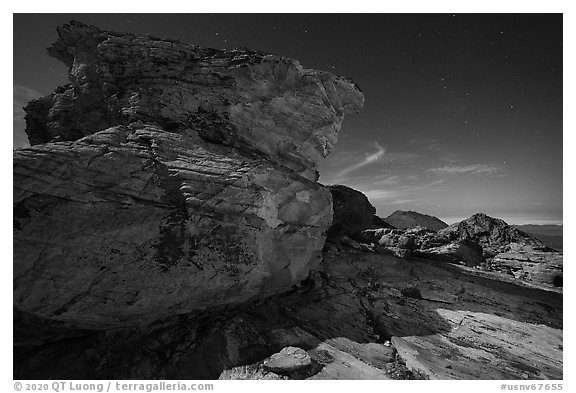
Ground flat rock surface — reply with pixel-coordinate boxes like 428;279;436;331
392;309;562;379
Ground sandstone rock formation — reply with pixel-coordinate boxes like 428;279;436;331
414;240;485;266
358;226;449;259
383;210;448;231
326;184;376;240
15;246;563;380
434;214;562;288
488;244;563;288
262;346;312;374
439;213;542;255
13;21;363;330
355;213;562;289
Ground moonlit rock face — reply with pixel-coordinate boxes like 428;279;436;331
26;20;363;180
14;21;363;329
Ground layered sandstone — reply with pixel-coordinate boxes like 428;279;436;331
14;21;363;329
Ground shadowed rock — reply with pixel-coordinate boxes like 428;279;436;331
326;184;376;240
383;210;448;231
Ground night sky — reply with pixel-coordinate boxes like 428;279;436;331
13;14;563;225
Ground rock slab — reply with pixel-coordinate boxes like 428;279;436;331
262;346;312;374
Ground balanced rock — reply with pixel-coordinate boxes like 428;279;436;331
13;21;363;329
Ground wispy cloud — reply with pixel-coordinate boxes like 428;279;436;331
362;179;446;203
428;164;504;176
408;137;458;163
334;140;386;178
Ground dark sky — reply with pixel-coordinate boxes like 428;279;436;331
13;13;563;224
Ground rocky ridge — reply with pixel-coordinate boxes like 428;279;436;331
439;213;544;255
358;212;562;290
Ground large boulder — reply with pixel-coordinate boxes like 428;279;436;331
13;21;363;329
326;185;376;240
383;210;448;231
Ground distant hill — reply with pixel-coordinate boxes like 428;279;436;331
439;213;543;253
514;225;563;250
383;210;448;231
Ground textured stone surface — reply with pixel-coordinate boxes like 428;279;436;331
13;21;363;330
392;309;562;380
262;346;312;373
15;247;563;380
415;240;485;266
326;184;376;240
25;21;363;180
439;213;543;255
489;244;563;288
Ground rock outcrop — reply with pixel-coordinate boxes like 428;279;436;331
355;213;562;289
488;244;563;288
326;185;376;240
439;213;542;255
415;240;485;266
383;210;448;231
13;21;363;330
